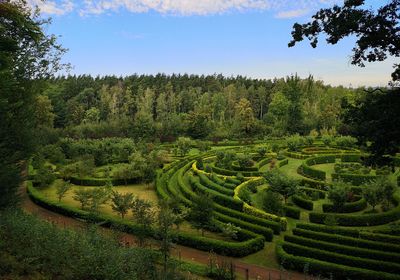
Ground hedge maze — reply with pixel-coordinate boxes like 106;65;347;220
28;139;400;279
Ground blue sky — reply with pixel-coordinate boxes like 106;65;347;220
34;0;395;87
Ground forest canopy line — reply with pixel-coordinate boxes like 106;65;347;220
42;74;355;141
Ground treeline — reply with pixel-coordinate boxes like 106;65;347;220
36;73;362;141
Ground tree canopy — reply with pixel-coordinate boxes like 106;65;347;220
289;0;400;82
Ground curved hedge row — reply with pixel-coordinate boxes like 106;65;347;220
292;228;400;253
296;223;400;245
284;235;400;264
66;176;141;186
331;173;378;186
276;243;399;280
309;192;400;226
299;155;336;181
281;241;400;274
197;173;234;196
27;181;265;257
291;195;313;210
322;196;367;213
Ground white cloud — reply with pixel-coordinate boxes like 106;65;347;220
29;0;74;15
27;0;342;16
275;8;309;19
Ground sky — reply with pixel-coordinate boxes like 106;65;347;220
32;0;396;87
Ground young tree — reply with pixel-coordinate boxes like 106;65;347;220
89;187;111;213
111;191;134;219
189;193;214;236
264;169;298;203
362;183;382;210
233;98;256;137
131;197;155;247
55;180;71;202
261;190;283;216
327;182;350;212
73;189;92;209
175;137;192;157
157;201;177;278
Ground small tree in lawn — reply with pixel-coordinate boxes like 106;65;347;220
176;137;192;157
55;180;71;202
132;197;155;247
89;187;111;213
328;182;349;212
362;182;382;210
264;169;297;204
261;190;283;216
142;164;156;189
157;201;178;278
111;191;134;219
73;189;92;209
189;193;214;236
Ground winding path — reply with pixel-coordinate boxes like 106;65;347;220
20;182;305;280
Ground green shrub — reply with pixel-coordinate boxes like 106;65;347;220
283;205;300;219
292;194;313;210
276;242;399;280
281;241;400;274
322;197;367;213
292;228;400;253
284;234;400;263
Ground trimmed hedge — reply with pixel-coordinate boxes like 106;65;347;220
299;155;336;181
278;158;289;167
215;212;273;240
292;228;400;253
281;241;400;274
215;204;281;234
297;187;326;199
296;223;400;245
322;196;367;213
341;154;362;162
284;151;310;159
331;173;378;186
276;242;400;280
66;176;141;186
190;176;243;211
283;205;300;219
284;234;400;264
197;173;234;196
309;192;400;226
292;195;313;210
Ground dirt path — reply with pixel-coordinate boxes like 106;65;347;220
20;182;305;280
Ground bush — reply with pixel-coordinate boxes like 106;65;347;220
281;241;400;274
332;173;379;186
296;223;400;245
284;234;400;263
323;196;367;213
291;228;400;253
283;205;300;219
292;194;313;210
276;242;399;280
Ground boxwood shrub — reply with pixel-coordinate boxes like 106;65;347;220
284;234;400;263
282;241;400;274
276;242;399;280
292;228;400;253
322;196;367;213
292;195;313;210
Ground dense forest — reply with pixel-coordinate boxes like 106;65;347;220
37;74;359;141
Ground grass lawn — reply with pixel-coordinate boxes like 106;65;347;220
278;158;304;180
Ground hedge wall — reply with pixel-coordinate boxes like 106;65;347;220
296;223;400;245
282;241;400;274
66;176;142;186
292;195;313;210
197;173;234;196
284;235;400;264
292;228;400;254
276;243;400;280
341;154;362;162
322;196;367;213
331;173;378;186
283;205;300;219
